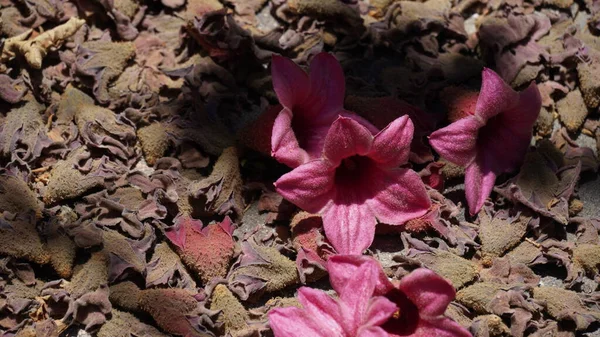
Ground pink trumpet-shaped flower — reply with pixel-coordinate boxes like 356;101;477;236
429;68;541;215
268;255;472;337
275;116;431;254
271;52;378;168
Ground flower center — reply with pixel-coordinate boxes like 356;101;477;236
334;155;373;187
381;289;419;335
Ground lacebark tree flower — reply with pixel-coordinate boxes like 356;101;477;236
268;255;471;337
275;116;431;255
270;52;378;168
429;68;541;215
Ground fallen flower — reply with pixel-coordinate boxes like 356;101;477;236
275;116;430;254
270;52;378;168
429;68;541;215
269;255;471;337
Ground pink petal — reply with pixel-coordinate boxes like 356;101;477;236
271;108;311;168
369;115;414;168
406;318;473;337
428;116;482;167
501;82;542;131
269;307;329;337
321;202;376;255
271;55;310;110
397;268;455;317
274;159;335;213
337;262;381;334
465;152;497;215
367;168;431;225
339;110;381;135
308;52;346;117
327;255;393;297
323;116;373;166
359;326;393;337
363;296;399;328
296;287;345;335
475;68;519;121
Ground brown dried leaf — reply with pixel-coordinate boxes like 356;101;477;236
0;215;50;265
0;97;51;162
97;309;170;337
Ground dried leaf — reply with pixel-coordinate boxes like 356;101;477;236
165;215;236;284
146;242;197;291
0;214;50;265
98;309;170;337
190;147;244;217
0;97;51;162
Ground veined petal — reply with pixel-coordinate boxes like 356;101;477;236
429;116;482;167
271;55;310;110
275;159;335;213
308;53;346;118
359;326;393;337
337;263;379;334
501;81;542;130
271;108;310;168
363;296;399;328
339;110;381;135
321;202;376;255
323;116;373;166
397;268;455;318
297;287;345;336
269;307;330;337
369;115;414;168
367;168;431;225
465;153;497;215
475;68;519;121
327;255;392;297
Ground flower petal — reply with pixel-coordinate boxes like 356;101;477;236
397;268;455;318
327;255;392;297
323;116;373;166
275;159;335;213
297;287;345;335
339;110;381;135
337;262;381;334
359;326;393;337
269;307;329;337
322;202;376;255
475;68;519;121
465;152;497;215
271;108;311;168
308;52;346;117
271;55;310;110
367;168;431;225
428;116;482;167
363;296;399;328
369;115;413;168
501;81;542;130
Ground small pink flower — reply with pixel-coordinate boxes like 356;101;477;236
275;116;431;254
271;53;378;168
429;68;541;215
268;255;471;337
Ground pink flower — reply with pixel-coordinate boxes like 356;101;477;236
268;255;471;337
271;53;378;168
275;116;431;255
429;68;541;215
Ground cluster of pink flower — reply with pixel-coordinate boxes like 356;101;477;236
267;53;541;336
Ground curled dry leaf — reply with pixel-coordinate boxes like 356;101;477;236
228;240;299;301
74;40;136;104
101;226;154;282
210;284;254;337
165;215;236;284
0;97;51;163
42;147;110;204
146;242;197;292
0;214;50;266
0;17;85;70
97;309;170;337
478;207;530;265
0;175;43;218
190;147;244;217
